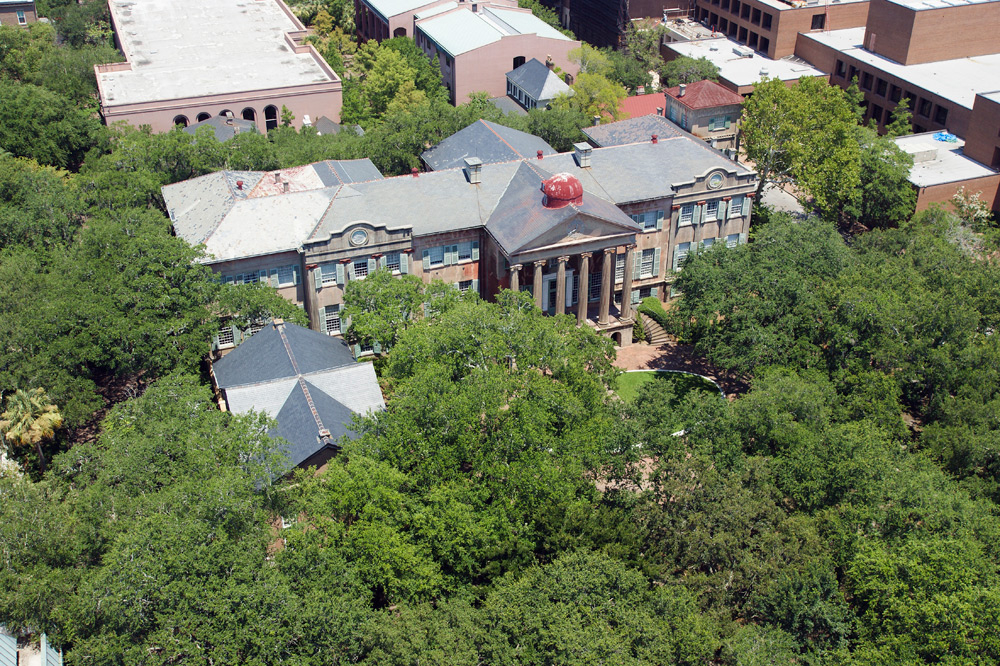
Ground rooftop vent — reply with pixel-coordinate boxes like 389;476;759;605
537;149;544;160
679;83;687;97
411;167;420;177
236;180;244;190
657;106;664;116
652;134;658;144
283;181;290;194
573;142;592;168
464;156;483;184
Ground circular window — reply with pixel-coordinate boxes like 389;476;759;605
708;172;724;189
349;228;369;246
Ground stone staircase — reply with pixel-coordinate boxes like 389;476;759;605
640;312;671;346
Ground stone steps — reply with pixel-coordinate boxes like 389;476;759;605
640;312;671;345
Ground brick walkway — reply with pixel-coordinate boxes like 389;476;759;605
613;341;749;398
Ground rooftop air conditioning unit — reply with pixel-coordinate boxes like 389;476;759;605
733;46;753;57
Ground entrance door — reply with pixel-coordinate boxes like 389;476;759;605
545;278;559;314
542;270;575;313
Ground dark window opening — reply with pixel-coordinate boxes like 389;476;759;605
748;31;758;49
848;65;859;82
242;107;256;122
992;146;1000;168
740;3;751;19
811;13;825;30
196;112;211;122
871;104;883;124
513;56;526;69
762;12;772;29
876;78;887;96
918;98;932;117
758;36;770;53
751;7;761;24
393;27;406;37
889;84;901;102
933;105;948;126
738;25;748;42
264;105;279;131
173;115;189;127
835;60;846;78
861;72;873;90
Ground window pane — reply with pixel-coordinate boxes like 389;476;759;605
458;280;472;292
428;246;444;266
730;196;743;216
324;309;341;334
354;259;369;278
680;205;694;225
278;265;295;286
321;263;338;284
706;201;719;221
589;271;602;301
640;248;654;278
458;243;472;261
385;252;401;272
727;234;739;248
615;254;625;282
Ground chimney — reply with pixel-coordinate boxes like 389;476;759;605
537;150;544;160
656;106;663;116
236;179;244;190
573;142;592;168
652;134;658;144
546;55;553;69
274;173;281;183
273;318;284;327
411;167;419;177
464;156;483;184
592;115;601;126
283;181;290;194
679;83;686;97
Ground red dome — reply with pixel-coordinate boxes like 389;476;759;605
541;172;583;208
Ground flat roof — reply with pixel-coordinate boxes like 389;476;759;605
665;38;823;87
98;0;337;107
885;0;998;10
893;132;997;187
753;0;867;10
417;6;570;57
801;28;1000;109
364;0;440;20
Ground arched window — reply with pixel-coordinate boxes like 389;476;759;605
196;112;211;122
264;105;279;131
393;27;406;37
512;56;526;69
241;107;257;122
172;115;189;128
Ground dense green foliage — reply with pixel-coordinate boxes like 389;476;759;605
660;56;720;88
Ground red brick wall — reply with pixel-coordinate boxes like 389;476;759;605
865;0;1000;65
915;174;1000;213
964;94;1000;169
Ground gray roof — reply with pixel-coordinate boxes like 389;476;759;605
214;321;385;468
417;5;572;57
314;115;365;137
164;159;383;255
488;96;529;116
184;116;258;142
506;58;571;102
421;119;556;171
166;126;752;263
485;162;640;254
582;114;688;147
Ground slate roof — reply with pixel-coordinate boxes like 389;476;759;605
213;321;385;469
314;116;365;137
488;96;529;116
582;114;688;148
184;116;258;142
506;58;571;102
421;119;556;171
664;80;744;109
166;120;752;263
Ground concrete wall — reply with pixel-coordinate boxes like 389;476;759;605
864;0;1000;65
964;93;1000;169
0;2;35;26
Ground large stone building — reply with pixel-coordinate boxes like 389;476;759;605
163;121;757;348
95;0;343;132
355;0;579;105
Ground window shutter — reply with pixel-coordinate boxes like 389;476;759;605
422;249;431;270
342;315;350;336
367;257;376;274
318;306;326;331
292;265;300;285
373;341;382;354
270;268;279;287
352;344;361;359
231;324;242;345
471;278;479;295
314;267;323;290
742;196;751;217
672;246;681;271
347;262;356;280
739;232;748;244
378;255;386;268
400;253;409;274
630;214;640;224
565;275;573;304
258;269;268;283
693;204;703;225
718;199;728;220
212;333;221;350
708;118;716;131
447;245;459;265
471;241;480;261
336;263;345;285
724;116;731;129
631;289;640;304
656;210;664;230
652;247;661;277
632;254;641;280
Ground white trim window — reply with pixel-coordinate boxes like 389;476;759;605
353;258;369;279
730;196;745;217
320;263;339;285
217;325;235;348
457;242;473;263
277;265;296;287
679;204;694;226
705;201;719;222
615;253;625;283
427;246;444;268
640;248;655;278
726;233;740;248
458;279;473;292
17;10;27;24
589;271;601;301
701;237;715;251
324;307;341;335
385;252;401;273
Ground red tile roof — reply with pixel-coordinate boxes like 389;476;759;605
664;80;743;110
620;93;667;119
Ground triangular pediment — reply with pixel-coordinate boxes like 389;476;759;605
511;212;637;254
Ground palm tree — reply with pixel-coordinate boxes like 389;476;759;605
0;388;63;474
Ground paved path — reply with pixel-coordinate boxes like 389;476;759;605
613;342;749;398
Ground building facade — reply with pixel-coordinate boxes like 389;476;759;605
0;0;35;27
663;80;743;149
96;0;342;133
164;124;757;348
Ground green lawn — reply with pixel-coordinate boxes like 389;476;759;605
616;370;722;403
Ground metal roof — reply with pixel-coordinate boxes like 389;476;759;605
417;5;570;57
421;119;556;170
506;58;571;102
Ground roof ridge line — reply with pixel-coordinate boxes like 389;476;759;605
276;324;328;435
481;119;525;159
307;184;344;240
